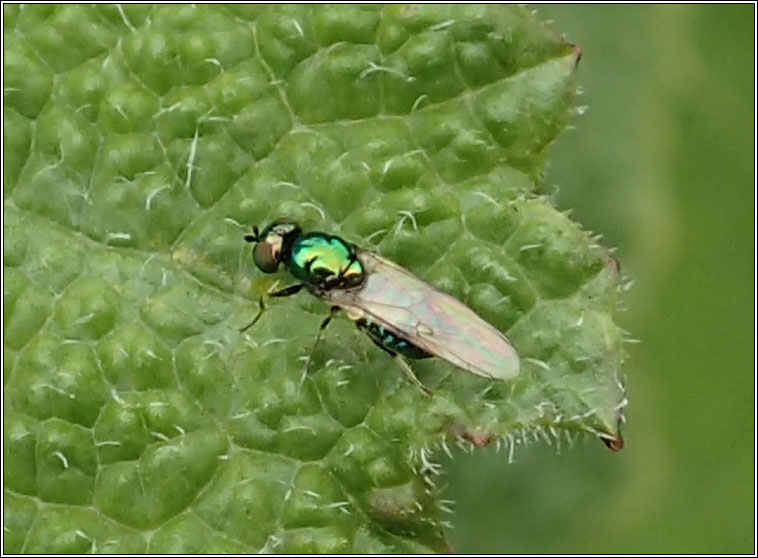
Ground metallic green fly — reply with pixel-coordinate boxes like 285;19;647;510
242;218;520;394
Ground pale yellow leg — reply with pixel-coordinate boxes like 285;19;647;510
302;306;340;383
239;296;266;333
239;284;305;333
394;355;433;397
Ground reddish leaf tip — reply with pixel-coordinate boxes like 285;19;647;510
602;432;625;452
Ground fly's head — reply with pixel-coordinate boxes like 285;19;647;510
245;218;302;273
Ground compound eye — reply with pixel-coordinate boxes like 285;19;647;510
253;242;280;273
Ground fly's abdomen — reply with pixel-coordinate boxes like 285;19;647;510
357;319;431;360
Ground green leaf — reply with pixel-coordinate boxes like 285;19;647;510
3;5;626;553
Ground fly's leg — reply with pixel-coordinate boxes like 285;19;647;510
239;296;266;333
355;319;433;396
269;283;306;298
394;355;433;397
239;283;305;333
301;306;340;384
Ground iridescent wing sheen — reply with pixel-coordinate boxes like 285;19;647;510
323;249;520;380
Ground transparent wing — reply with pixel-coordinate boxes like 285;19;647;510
324;249;520;380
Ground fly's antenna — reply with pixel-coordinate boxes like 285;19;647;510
244;226;260;243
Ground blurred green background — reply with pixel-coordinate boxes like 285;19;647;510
446;4;755;554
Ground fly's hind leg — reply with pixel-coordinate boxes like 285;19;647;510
239;283;305;333
355;319;433;396
394;355;433;397
302;306;340;384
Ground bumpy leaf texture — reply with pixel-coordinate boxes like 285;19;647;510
3;5;627;554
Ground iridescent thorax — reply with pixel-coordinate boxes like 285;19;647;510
289;233;364;289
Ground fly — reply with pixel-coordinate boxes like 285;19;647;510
241;218;520;394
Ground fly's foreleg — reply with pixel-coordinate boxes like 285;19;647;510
239;283;306;333
239;296;266;333
269;283;306;297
